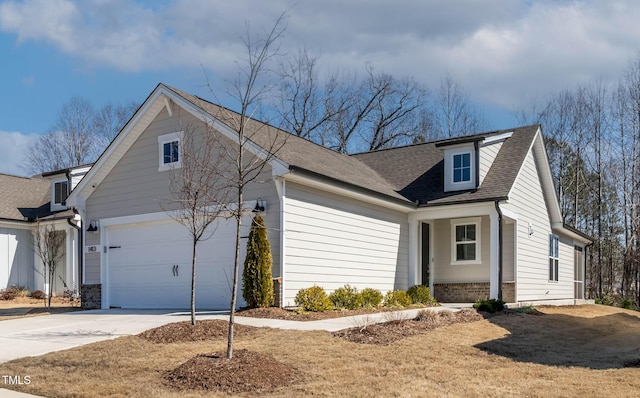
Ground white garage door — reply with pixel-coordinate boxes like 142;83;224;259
107;218;247;310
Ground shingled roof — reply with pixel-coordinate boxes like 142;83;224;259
0;174;51;221
163;85;411;204
353;125;540;206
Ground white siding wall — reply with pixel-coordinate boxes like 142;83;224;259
479;142;503;186
503;144;574;301
432;216;490;283
0;227;34;290
283;182;409;306
84;109;280;284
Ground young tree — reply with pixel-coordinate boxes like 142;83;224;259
242;214;274;308
434;74;487;138
32;220;65;309
164;122;230;325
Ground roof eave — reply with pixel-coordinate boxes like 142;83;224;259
418;196;509;208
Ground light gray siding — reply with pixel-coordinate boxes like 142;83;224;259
0;227;34;290
503;146;574;301
283;182;409;306
479;141;503;186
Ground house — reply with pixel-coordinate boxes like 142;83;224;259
0;165;88;296
66;83;591;310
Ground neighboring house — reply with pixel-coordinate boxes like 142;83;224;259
66;83;591;310
0;166;88;296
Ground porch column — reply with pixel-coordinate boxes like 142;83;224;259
489;210;499;299
408;219;419;287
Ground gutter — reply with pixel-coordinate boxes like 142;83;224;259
417;196;509;208
494;200;503;300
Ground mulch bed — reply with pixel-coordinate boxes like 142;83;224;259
164;349;302;393
139;319;257;344
333;308;484;345
237;304;435;321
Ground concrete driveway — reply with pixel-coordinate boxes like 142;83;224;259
0;309;228;363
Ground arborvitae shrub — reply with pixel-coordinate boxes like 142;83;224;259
359;288;383;308
383;290;412;308
242;215;274;308
295;285;333;312
407;285;438;305
329;285;362;310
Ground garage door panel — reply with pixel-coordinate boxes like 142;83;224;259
108;217;247;310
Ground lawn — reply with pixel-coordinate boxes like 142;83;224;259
3;304;640;397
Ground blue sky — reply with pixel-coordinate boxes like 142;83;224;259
2;0;640;176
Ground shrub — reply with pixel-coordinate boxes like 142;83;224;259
359;288;383;308
595;295;615;306
621;298;633;310
9;285;30;297
0;288;17;301
383;290;412;308
31;290;46;300
329;285;362;310
295;285;333;312
473;298;505;313
407;285;438;306
242;215;274;308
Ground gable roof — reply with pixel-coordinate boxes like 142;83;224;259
353;125;540;206
0;174;54;222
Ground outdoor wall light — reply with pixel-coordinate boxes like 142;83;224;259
528;223;534;237
87;220;99;232
253;198;265;213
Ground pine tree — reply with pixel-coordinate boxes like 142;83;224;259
242;215;274;307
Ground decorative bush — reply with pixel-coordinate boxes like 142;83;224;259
329;285;362;310
242;215;274;308
31;290;46;300
0;288;17;301
407;285;438;306
621;298;633;309
10;285;30;297
473;298;505;313
383;290;412;308
295;285;333;312
359;288;383;308
595;295;615;306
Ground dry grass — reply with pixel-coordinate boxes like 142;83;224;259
4;305;640;397
0;297;82;321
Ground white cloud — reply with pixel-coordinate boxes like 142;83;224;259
2;0;640;114
0;131;39;176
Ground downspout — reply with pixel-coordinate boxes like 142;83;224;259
494;201;503;300
474;141;480;189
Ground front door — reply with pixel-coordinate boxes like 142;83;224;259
421;223;430;286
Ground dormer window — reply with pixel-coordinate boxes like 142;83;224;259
158;132;183;171
51;179;69;211
453;152;471;183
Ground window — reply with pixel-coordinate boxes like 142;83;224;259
53;180;68;205
549;234;559;282
453;152;471;183
451;218;481;264
158;132;182;171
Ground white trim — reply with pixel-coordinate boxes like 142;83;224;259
450;217;482;265
549;233;559;282
157;131;183;172
408;219;418;286
275;178;287;307
481;131;513;146
451;151;473;184
51;178;69;212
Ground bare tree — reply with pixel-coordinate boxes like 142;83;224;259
32;220;65;309
163;123;230;325
434;74;487;138
204;14;289;360
24;97;137;174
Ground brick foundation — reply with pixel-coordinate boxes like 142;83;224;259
81;284;101;309
434;282;516;303
273;277;282;307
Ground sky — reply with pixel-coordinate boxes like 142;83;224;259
1;0;640;176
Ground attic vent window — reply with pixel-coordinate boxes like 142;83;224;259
453;152;471;183
158;132;183;171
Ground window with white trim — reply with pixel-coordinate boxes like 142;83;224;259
452;152;471;183
50;179;69;211
158;132;182;171
451;218;481;264
549;233;559;282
